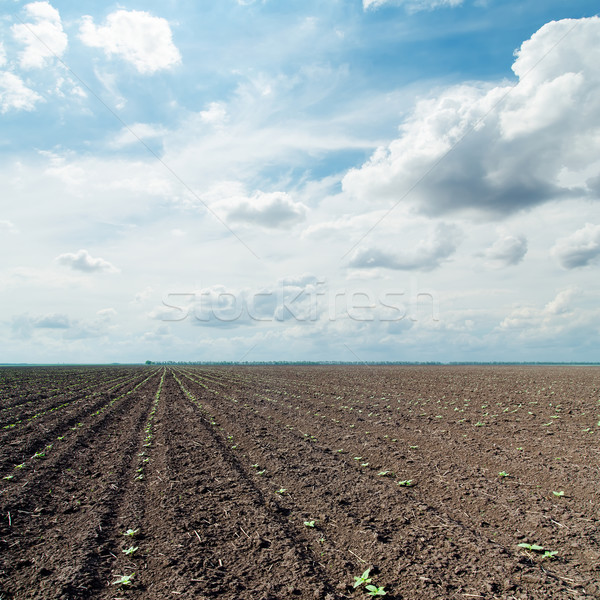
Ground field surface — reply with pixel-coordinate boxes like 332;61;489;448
0;365;599;600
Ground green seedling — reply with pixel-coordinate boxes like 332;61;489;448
397;479;414;487
112;573;134;586
275;488;287;495
377;471;394;477
3;475;14;480
303;520;316;528
353;568;372;588
122;546;139;556
498;471;510;478
542;550;558;559
552;491;565;497
124;528;139;537
256;469;265;475
518;543;545;552
32;451;45;459
366;584;387;596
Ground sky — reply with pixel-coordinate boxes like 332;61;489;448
0;0;599;364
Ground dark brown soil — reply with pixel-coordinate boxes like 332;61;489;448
0;365;599;599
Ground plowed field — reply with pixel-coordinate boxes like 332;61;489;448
1;365;599;599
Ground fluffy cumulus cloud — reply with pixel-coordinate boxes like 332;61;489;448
11;1;68;69
551;223;600;269
79;10;181;74
484;232;527;267
343;17;600;219
363;0;464;11
217;190;307;229
348;223;460;271
0;71;43;113
55;249;119;273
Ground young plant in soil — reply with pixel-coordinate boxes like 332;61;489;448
113;573;135;586
365;584;387;596
124;528;140;537
517;543;544;552
122;546;139;556
353;568;372;588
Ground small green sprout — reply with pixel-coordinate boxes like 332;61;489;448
396;479;414;487
498;471;510;478
112;573;134;586
122;546;139;556
518;543;545;552
303;520;316;528
377;471;394;477
366;584;387;596
275;488;287;495
256;469;266;475
353;568;372;588
552;491;565;497
32;451;45;459
124;528;139;537
542;550;558;559
3;475;14;480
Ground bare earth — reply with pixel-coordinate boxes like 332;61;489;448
0;365;599;599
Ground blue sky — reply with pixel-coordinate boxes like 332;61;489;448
1;0;599;363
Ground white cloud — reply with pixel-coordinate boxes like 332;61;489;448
79;10;181;74
551;223;600;269
343;17;600;219
56;249;119;273
217;190;308;229
348;223;461;271
0;71;43;112
363;0;464;12
0;43;6;67
0;219;19;234
199;102;228;126
499;289;579;336
11;1;68;69
484;232;527;267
